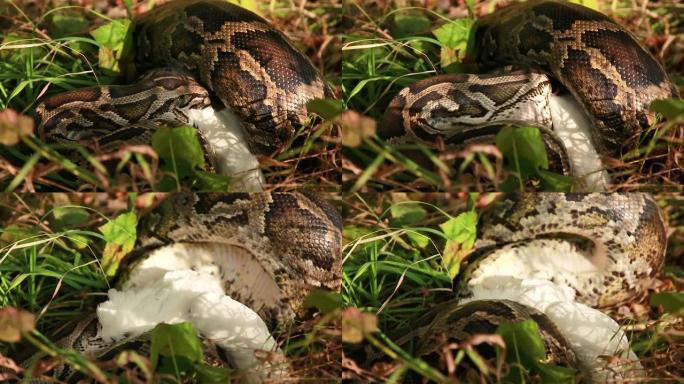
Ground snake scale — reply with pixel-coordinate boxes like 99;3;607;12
25;192;343;382
33;0;330;164
382;0;679;176
395;193;668;381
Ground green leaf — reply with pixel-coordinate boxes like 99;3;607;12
152;126;206;180
650;99;684;120
304;290;344;314
89;19;134;75
99;211;137;276
407;231;430;249
433;19;474;68
497;320;577;383
51;206;90;231
433;19;473;48
536;362;577;383
150;322;203;368
439;211;478;278
497;320;546;367
49;12;90;37
0;224;38;246
570;0;600;11
193;170;231;191
390;202;428;227
194;363;234;383
229;0;259;13
650;292;684;316
307;98;345;120
496;126;549;176
538;169;574;192
391;12;432;38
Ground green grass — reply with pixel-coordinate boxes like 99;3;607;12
341;0;684;192
0;0;341;192
342;193;684;382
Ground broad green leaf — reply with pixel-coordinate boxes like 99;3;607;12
51;206;90;231
193;170;231;191
538;169;574;192
650;292;684;316
570;0;600;11
498;320;577;383
392;13;432;38
152;126;206;180
433;19;474;68
407;231;430;249
439;211;478;278
0;224;38;245
497;320;546;367
650;99;684;120
537;362;577;383
90;19;134;75
49;12;89;37
307;98;345;120
496;126;549;176
229;0;258;13
99;211;137;276
390;202;428;227
194;363;234;383
304;290;344;314
150;322;203;367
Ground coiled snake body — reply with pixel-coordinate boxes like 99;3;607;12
26;192;342;382
409;193;667;381
34;0;330;183
382;0;679;184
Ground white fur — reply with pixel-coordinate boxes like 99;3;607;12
188;107;265;192
549;95;611;191
97;245;283;383
465;240;641;382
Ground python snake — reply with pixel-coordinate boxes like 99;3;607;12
24;192;342;382
382;0;679;184
33;0;330;186
386;193;667;382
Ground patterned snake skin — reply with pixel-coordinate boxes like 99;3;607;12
382;0;679;160
34;0;331;155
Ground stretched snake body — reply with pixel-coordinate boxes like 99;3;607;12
27;192;342;382
382;0;679;182
34;0;330;184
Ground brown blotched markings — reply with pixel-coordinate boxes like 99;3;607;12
35;72;211;143
384;0;679;159
382;72;554;147
134;0;331;154
137;192;343;320
34;0;330;157
474;0;678;155
461;193;667;308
